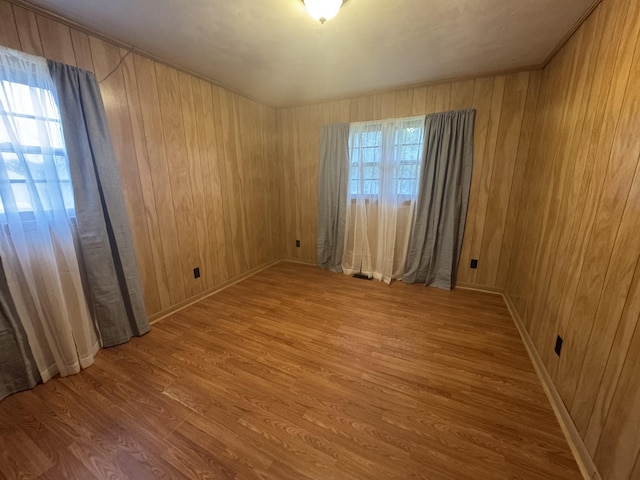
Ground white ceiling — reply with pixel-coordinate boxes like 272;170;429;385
30;0;595;107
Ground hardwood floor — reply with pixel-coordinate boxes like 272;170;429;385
0;262;580;479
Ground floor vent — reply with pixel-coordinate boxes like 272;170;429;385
352;273;373;280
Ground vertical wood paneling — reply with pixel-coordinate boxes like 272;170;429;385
476;72;529;286
465;76;505;285
120;49;169;311
199;80;230;283
1;0;282;319
495;70;542;289
411;86;427;116
554;0;640;410
178;71;213;291
567;4;640;432
449;80;474;110
35;15;75;65
69;29;93;71
457;77;494;284
504;0;640;476
423;85;437;115
154;63;203;299
91;39;162;314
393;89;413;117
593;313;640;478
434;83;452;112
0;2;20;49
216;88;247;277
210;85;236;280
12;6;43;56
533;15;601;377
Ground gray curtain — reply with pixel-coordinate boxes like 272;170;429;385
317;123;350;272
404;109;475;290
47;61;149;347
0;258;40;401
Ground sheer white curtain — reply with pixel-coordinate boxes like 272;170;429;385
0;46;99;382
342;116;425;283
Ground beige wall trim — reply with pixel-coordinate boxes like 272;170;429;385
279;268;507;294
275;66;544;110
503;292;602;480
456;282;504;295
282;258;317;266
6;0;544;110
149;259;281;324
6;0;263;106
542;0;603;67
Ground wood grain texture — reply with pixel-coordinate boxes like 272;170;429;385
278;73;539;290
12;5;43;56
0;0;284;318
504;0;640;477
0;262;581;480
0;1;20;49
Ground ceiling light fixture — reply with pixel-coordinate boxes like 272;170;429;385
303;0;344;24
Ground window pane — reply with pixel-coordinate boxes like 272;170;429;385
363;165;378;179
60;182;74;209
362;130;381;147
364;180;378;196
1;81;32;115
0;123;9;144
25;154;47;180
403;127;421;143
0;79;74;215
398;163;418;179
362;147;377;164
1;152;22;180
10;117;64;148
10;182;31;211
348;118;424;199
54;155;71;181
398;179;416;196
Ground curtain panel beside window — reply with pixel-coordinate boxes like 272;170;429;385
317;123;350;272
403;109;475;289
48;60;149;347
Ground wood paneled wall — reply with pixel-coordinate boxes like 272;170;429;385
505;0;640;477
0;0;284;319
277;72;541;289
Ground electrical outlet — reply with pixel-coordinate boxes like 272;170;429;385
470;259;478;269
555;335;563;356
193;267;201;279
296;240;301;248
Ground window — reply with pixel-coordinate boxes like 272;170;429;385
348;116;425;199
0;78;74;216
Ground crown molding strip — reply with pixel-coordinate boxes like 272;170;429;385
542;0;603;67
6;0;270;107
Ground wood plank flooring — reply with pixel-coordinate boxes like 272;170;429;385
0;262;581;479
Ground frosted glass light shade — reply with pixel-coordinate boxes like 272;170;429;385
304;0;344;23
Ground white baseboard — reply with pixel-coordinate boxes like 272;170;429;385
502;293;601;480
